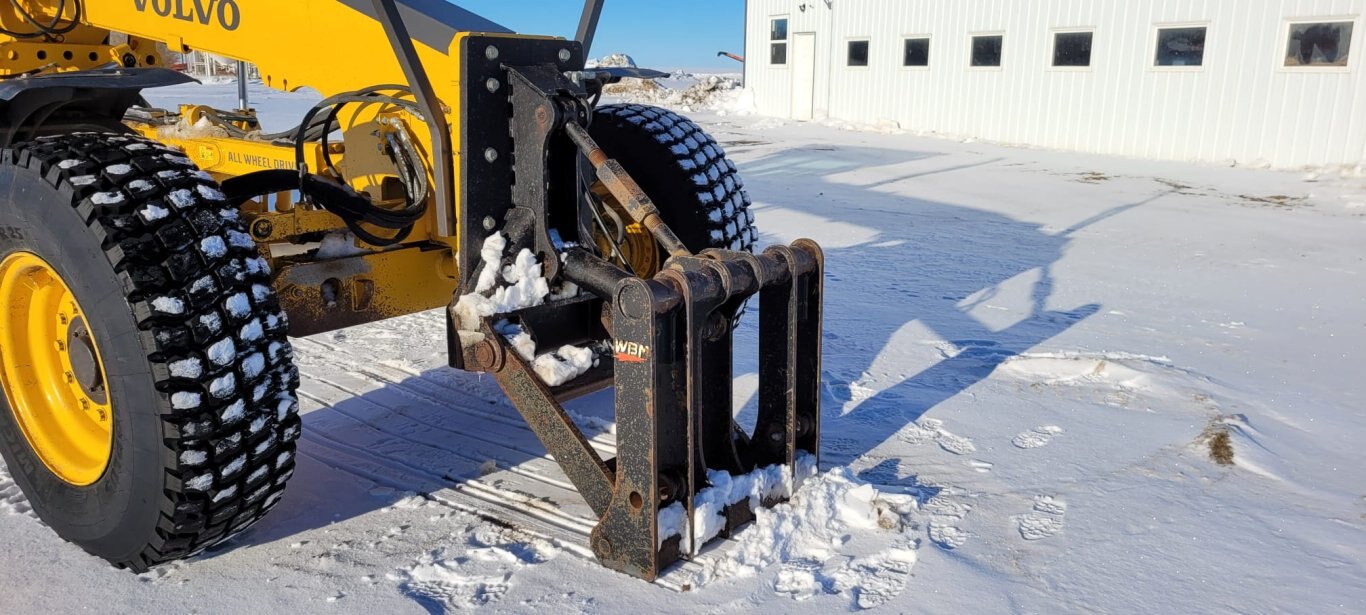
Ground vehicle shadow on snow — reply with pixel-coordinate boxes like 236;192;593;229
207;144;1149;572
732;145;1130;465
200;364;621;566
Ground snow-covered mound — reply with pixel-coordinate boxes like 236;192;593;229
605;72;747;113
588;53;749;113
586;53;636;69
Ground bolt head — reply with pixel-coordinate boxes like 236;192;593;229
472;340;500;371
485;78;500;93
558;49;572;63
593;534;612;556
485;45;499;61
616;283;650;320
482;216;496;231
484;148;498;163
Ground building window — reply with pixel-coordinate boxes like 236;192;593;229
1052;31;1093;67
971;34;1004;67
1285;21;1354;67
1155;26;1207;67
904;37;930;67
847;39;870;67
770;17;788;65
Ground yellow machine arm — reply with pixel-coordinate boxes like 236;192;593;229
0;0;544;335
3;0;508;96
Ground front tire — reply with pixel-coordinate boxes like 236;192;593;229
588;104;758;276
0;133;301;571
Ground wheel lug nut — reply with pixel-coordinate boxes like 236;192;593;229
65;371;74;383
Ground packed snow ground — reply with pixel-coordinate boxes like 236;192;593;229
0;80;1364;613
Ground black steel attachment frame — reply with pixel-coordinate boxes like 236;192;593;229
465;242;824;581
455;35;586;297
445;33;826;582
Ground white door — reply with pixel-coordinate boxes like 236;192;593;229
791;33;816;120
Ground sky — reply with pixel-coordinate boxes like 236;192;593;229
453;0;746;70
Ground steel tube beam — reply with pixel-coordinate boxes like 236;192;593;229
368;0;456;237
576;0;605;57
236;61;249;110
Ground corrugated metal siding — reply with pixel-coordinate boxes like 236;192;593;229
745;0;1366;168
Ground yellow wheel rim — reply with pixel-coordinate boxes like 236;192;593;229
590;183;662;279
0;252;113;486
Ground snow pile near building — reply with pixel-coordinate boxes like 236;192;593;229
606;72;748;114
586;53;637;69
663;455;919;608
589;54;749;114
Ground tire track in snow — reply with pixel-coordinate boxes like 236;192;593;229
297;370;601;488
292;337;618;452
290;334;731;591
293;446;597;559
294;441;706;592
293;382;601;534
298;429;596;535
296;386;581;494
291;354;621;517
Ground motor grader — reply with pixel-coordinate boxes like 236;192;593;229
0;0;822;582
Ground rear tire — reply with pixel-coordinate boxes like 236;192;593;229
589;104;758;256
0;133;301;571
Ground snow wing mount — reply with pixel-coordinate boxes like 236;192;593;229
463;240;824;581
449;33;825;581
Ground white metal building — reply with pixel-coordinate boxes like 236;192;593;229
743;1;1365;169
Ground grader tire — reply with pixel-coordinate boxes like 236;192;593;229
589;104;758;265
0;133;301;572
